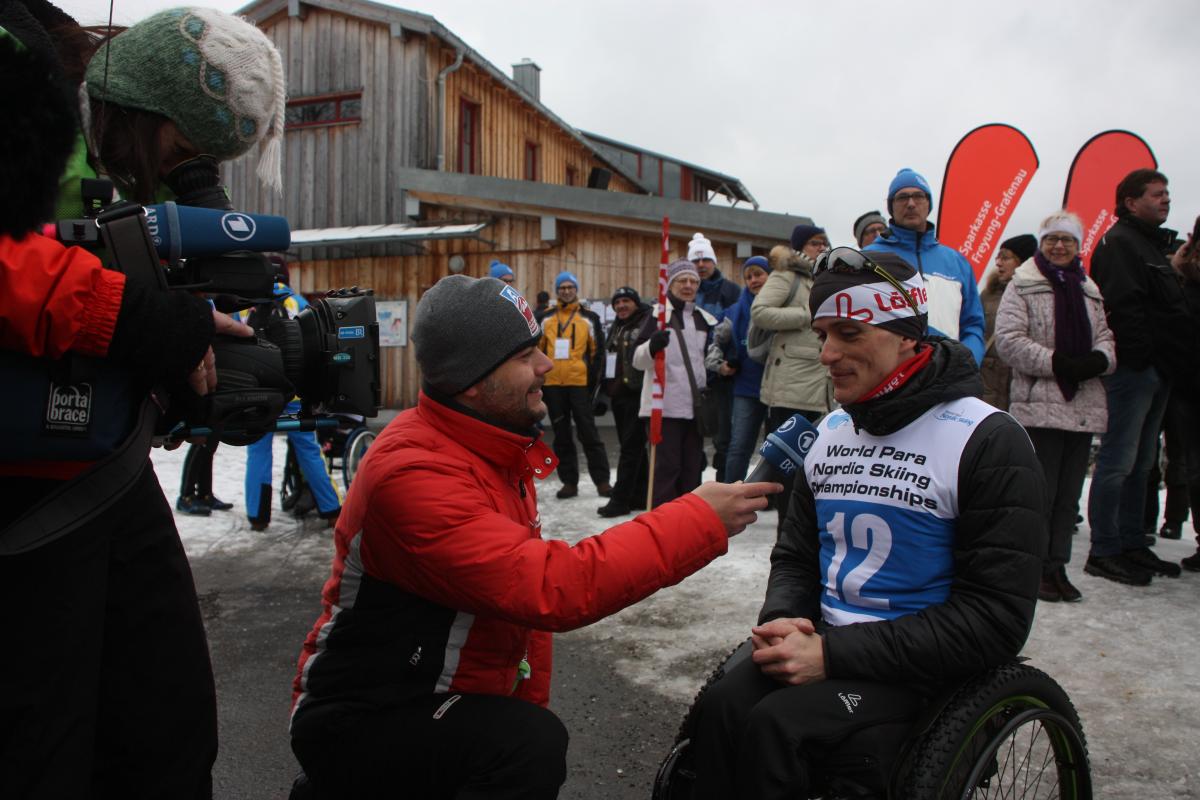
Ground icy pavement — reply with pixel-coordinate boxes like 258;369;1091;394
155;440;1200;798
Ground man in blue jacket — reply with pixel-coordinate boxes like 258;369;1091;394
865;169;985;364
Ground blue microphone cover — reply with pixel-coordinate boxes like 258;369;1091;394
745;413;819;484
145;202;291;260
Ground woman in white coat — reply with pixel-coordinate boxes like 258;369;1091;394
995;211;1116;603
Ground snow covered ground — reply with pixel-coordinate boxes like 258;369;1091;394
156;438;1200;799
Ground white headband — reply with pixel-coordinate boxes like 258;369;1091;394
813;276;928;326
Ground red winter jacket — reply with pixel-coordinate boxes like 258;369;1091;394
292;392;728;714
0;232;125;359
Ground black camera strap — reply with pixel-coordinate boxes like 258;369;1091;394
0;205;166;555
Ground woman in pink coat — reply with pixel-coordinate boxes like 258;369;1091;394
995;211;1117;603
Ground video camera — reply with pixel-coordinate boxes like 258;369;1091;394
54;156;380;445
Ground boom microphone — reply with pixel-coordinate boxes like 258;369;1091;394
143;202;290;260
745;413;819;485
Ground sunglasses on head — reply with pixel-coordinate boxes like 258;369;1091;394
814;247;922;320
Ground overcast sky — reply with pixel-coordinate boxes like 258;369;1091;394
63;0;1200;247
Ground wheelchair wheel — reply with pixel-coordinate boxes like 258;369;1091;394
652;640;753;800
341;427;375;488
281;442;316;516
903;663;1091;800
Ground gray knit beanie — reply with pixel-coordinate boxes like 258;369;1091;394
85;7;286;193
413;275;543;395
666;258;700;288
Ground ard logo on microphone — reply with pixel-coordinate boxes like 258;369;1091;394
221;212;257;242
45;381;93;435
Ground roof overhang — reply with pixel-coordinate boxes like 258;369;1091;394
396;168;808;247
288;221;489;250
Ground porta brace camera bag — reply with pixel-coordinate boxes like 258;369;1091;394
1;205;166;554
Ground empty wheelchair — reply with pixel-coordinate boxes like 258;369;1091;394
653;640;1091;800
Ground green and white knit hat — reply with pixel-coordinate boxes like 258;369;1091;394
85;7;285;193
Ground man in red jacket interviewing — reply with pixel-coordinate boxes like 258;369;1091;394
289;274;781;799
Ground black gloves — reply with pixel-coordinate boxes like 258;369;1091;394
648;329;671;356
108;273;215;384
1075;351;1109;381
593;400;608;417
1051;350;1109;384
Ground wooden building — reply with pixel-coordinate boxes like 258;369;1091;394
228;0;812;409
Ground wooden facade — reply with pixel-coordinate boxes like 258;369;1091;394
226;2;638;225
436;48;639;193
228;0;800;411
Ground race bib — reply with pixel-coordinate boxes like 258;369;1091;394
605;352;617;378
554;338;570;360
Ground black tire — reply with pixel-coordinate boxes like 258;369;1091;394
280;444;301;512
902;663;1091;800
341;427;375;488
281;444;315;516
652;640;753;800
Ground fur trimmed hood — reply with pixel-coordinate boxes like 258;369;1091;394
768;243;815;276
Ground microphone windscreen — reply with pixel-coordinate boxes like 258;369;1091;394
747;413;819;482
145;202;290;260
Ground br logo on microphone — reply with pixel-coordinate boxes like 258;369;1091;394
220;212;258;243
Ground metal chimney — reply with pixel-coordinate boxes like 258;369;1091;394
512;58;541;102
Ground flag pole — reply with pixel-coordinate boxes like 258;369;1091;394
647;217;669;510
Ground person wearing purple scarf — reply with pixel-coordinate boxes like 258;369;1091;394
995;211;1116;602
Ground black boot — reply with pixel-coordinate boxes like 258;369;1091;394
1159;522;1183;540
1181;549;1200;572
1123;546;1182;578
597;500;631;518
1055;566;1082;603
1084;555;1152;586
1037;573;1061;602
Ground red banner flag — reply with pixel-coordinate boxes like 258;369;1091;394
1063;130;1157;271
936;123;1039;282
649;217;669;446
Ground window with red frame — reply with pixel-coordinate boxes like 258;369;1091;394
459;99;481;174
285;91;362;130
524;142;540;181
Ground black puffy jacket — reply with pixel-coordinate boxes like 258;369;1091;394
759;338;1045;690
1090;216;1190;379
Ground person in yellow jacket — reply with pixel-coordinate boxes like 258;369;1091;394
537;271;611;499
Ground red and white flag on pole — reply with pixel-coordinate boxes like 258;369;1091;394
649;217;669;446
1062;130;1157;271
935;123;1039;284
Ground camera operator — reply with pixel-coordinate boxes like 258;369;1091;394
0;5;284;798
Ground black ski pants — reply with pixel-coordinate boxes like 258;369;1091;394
610;389;648;508
291;693;568;799
544;385;609;488
689;644;925;800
